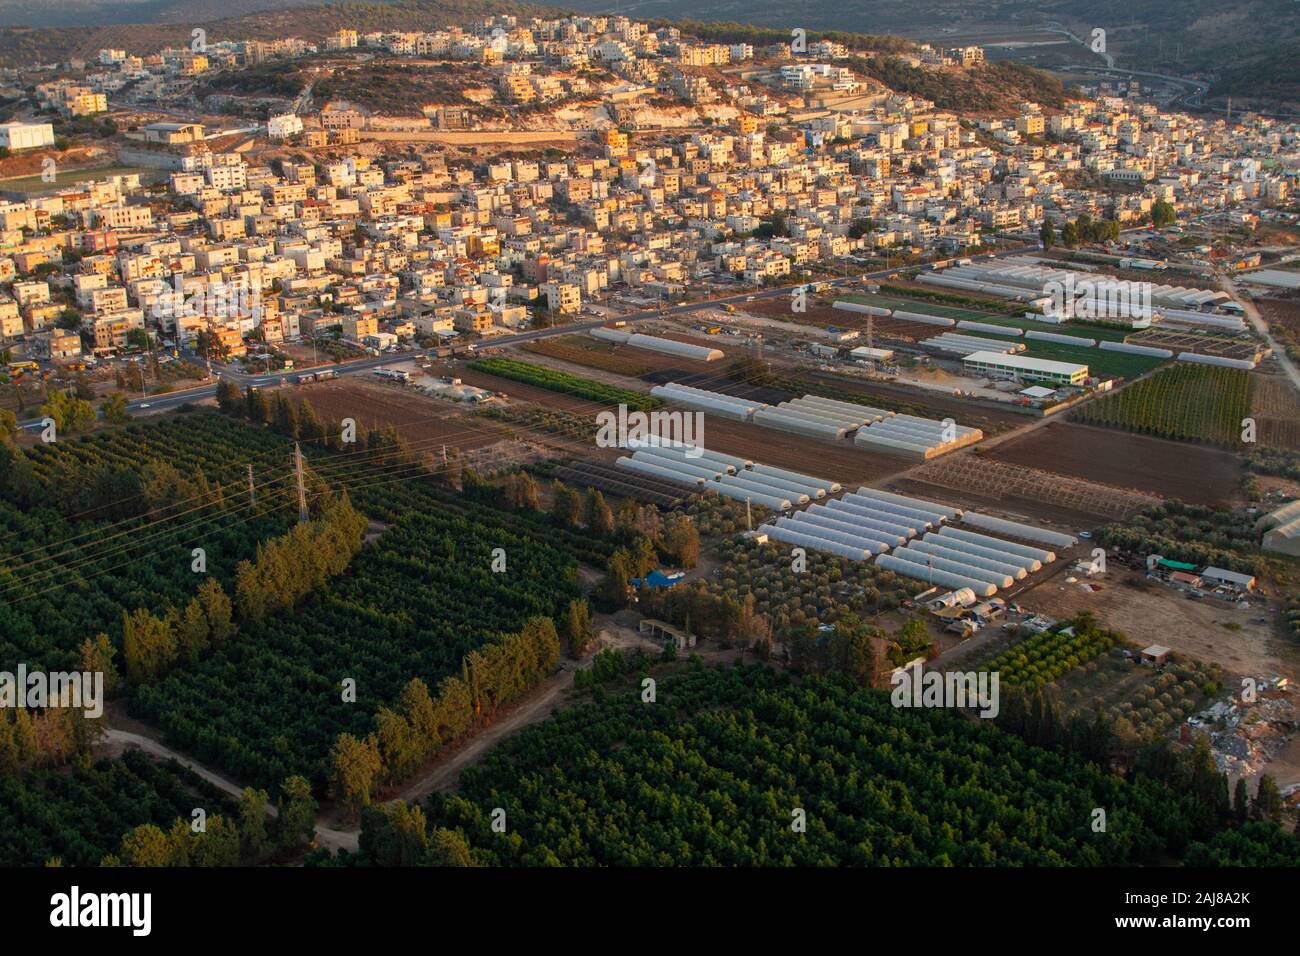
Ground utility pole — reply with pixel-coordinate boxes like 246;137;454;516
866;312;875;376
247;463;255;505
294;442;308;523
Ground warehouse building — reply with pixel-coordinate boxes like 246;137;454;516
962;350;1089;386
0;121;54;151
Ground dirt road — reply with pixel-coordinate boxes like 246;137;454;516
1234;282;1300;393
101;727;277;817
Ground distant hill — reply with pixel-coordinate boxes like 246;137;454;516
0;0;344;30
0;1;559;65
565;0;1300;109
2;0;1296;109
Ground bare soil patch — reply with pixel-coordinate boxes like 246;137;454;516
1018;567;1299;680
988;421;1244;506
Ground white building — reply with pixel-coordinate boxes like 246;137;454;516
0;122;55;152
267;114;304;139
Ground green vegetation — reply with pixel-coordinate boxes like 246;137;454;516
979;615;1121;688
1023;342;1164;379
850;57;1065;111
1109;661;1221;740
131;507;580;792
469;357;659;410
344;661;1296;866
1098;500;1265;576
478;403;599;442
843;287;1024;319
0;749;236;867
1069;364;1251;445
0;415;297;672
1247;446;1300;482
641;537;917;652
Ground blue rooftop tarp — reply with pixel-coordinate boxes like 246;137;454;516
633;570;685;590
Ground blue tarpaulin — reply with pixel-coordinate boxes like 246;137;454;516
633;570;685;590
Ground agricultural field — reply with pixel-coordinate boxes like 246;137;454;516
796;371;1026;435
1127;329;1261;362
838;290;1133;342
131;506;581;792
1068;365;1251;447
1248;371;1300;452
0;414;298;672
553;459;694;509
905;455;1161;521
1022;342;1165;380
467;357;659;411
1256;298;1300;361
976;617;1122;688
521;336;656;377
838;290;1021;322
987;422;1244;507
296;378;506;456
0;750;236;868
640;536;922;642
673;414;906;486
1099;500;1266;576
741;297;946;342
354;662;1299;866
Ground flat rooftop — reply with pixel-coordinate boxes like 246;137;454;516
962;350;1089;376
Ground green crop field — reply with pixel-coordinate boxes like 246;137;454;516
1069;364;1251;445
468;357;659;410
1023;342;1166;379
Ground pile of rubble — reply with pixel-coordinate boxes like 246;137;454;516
1188;679;1297;778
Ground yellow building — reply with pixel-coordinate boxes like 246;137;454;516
342;315;379;341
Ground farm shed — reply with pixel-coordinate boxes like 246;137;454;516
638;618;696;650
1141;645;1172;666
1199;567;1256;591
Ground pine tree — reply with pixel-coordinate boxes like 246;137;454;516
1253;775;1284;824
216;378;243;415
175;598;210;666
1234;777;1250;824
551;481;582;528
78;633;120;694
563;598;596;657
246;387;268;424
585;488;614;536
197;578;233;644
121;608;177;682
276;775;318;852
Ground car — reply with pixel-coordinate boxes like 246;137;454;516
138;403;151;409
1078;531;1093;539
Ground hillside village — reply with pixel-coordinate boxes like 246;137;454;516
0;13;1292;375
0;9;1299;879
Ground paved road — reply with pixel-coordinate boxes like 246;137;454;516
20;247;1037;431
